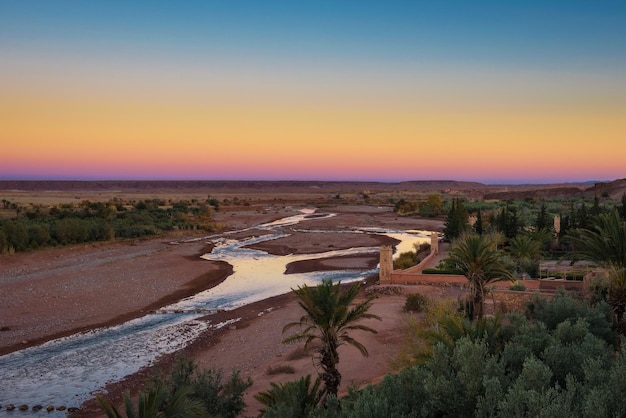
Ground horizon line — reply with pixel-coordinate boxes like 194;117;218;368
0;177;617;187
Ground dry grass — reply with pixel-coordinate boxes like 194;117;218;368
266;364;296;375
285;345;314;361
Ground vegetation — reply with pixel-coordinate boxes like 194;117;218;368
446;233;513;319
328;293;620;418
266;364;296;375
566;209;626;269
393;194;443;217
507;229;550;278
403;293;430;312
97;358;251;418
23;189;626;416
508;281;527;291
254;375;323;418
393;242;431;270
282;279;381;401
260;292;624;417
393;251;421;270
443;198;469;241
0;198;219;254
566;209;626;336
98;385;205;418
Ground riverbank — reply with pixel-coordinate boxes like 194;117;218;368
0;237;235;356
1;205;445;415
74;279;465;418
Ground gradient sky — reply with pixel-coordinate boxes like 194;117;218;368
1;1;625;184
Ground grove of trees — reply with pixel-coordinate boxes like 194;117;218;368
0;198;219;254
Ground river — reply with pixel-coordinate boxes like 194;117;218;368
0;210;431;415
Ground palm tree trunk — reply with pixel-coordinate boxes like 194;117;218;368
320;347;341;400
473;292;484;320
470;277;485;319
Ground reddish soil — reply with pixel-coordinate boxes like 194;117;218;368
0;202;446;417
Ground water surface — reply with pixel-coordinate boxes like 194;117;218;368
0;210;431;415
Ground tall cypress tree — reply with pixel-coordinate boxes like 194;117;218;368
578;202;589;229
536;203;549;231
474;209;483;235
443;198;469;241
591;195;602;218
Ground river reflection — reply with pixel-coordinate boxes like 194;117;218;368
0;210;431;415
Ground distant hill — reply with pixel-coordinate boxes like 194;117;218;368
1;179;623;201
0;179;489;193
583;178;626;199
483;178;626;200
483;186;588;200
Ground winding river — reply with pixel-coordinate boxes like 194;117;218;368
0;210;431;415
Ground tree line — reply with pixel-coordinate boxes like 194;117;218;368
0;198;219;254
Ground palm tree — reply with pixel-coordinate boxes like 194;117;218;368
566;209;626;268
97;385;205;418
607;267;626;334
254;374;323;417
282;279;381;400
508;229;550;278
447;233;513;320
567;210;626;334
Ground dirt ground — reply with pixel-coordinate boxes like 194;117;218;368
0;202;446;417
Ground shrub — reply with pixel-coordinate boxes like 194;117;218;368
404;293;430;312
524;291;615;346
509;281;527;291
266;364;296;375
150;358;252;418
254;375;323;418
415;242;432;254
285;346;312;361
393;251;420;269
335;299;620;418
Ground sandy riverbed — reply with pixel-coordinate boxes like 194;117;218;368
0;204;447;416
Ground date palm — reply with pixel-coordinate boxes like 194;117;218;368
447;233;512;320
254;374;323;417
567;210;626;332
282;279;381;400
566;209;626;268
97;385;205;418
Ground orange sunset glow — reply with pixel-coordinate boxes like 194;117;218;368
1;2;625;184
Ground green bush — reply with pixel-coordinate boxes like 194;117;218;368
152;358;251;418
403;293;430;312
393;251;420;269
331;300;619;418
261;293;623;417
524;291;614;347
255;375;323;418
415;242;431;254
509;281;526;291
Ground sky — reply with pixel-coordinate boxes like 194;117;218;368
1;1;625;184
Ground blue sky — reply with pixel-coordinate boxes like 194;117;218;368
1;1;625;183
